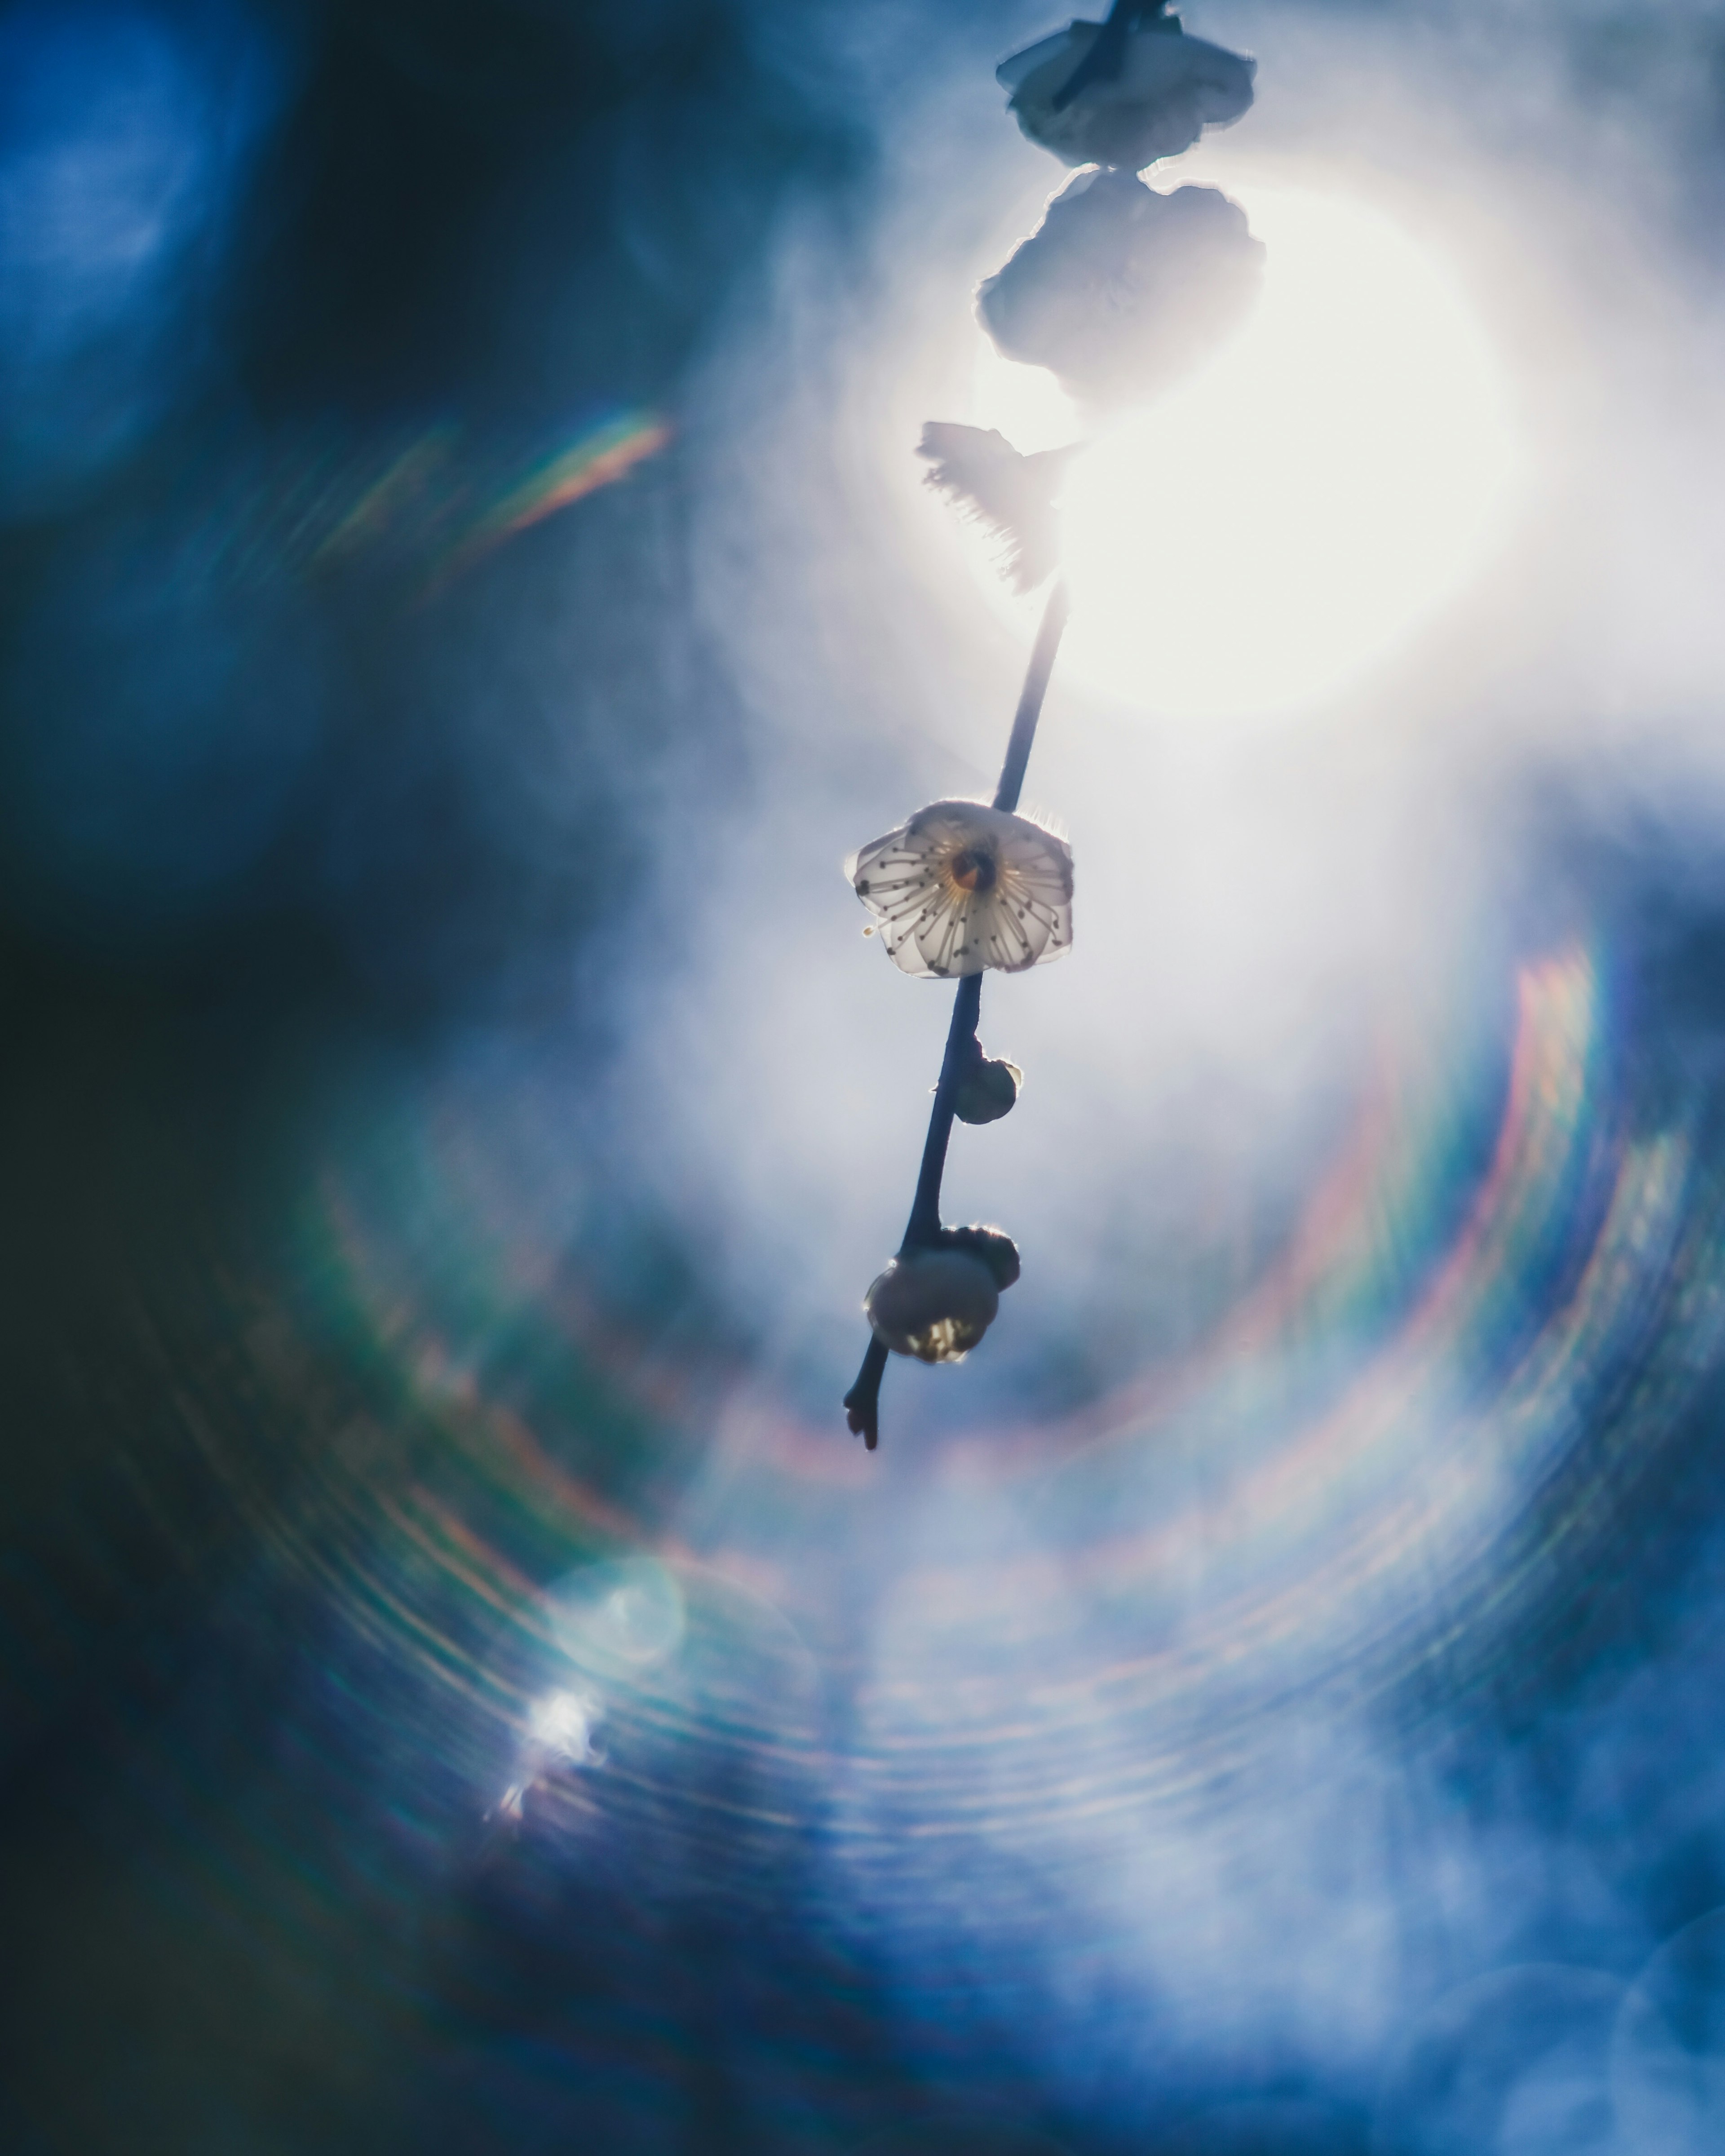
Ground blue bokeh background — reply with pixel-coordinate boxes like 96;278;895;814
8;4;1725;2153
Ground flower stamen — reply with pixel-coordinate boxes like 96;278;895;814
947;847;996;894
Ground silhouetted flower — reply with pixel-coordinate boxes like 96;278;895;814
865;1226;1021;1364
918;422;1077;592
847;800;1073;978
999;8;1254;172
978;167;1263;407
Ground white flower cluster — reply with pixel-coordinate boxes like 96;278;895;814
837;6;1266;1443
980;6;1263;410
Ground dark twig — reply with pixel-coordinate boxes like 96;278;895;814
905;973;985;1250
994;580;1070;816
843;1338;889;1450
845;579;1072;1445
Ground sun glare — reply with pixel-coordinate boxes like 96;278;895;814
969;184;1524;719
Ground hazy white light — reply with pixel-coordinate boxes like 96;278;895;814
496;1687;603;1819
971;185;1523;719
546;1554;686;1672
528;1688;600;1758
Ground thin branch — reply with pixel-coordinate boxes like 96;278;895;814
845;578;1073;1446
904;973;985;1250
843;1338;889;1451
994;580;1070;815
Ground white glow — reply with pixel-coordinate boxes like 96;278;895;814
546;1555;686;1671
528;1688;600;1759
969;185;1524;718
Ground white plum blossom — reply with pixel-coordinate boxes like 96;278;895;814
998;9;1255;173
977;166;1264;407
918;423;1076;593
846;800;1073;979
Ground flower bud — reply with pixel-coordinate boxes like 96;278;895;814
865;1248;1000;1364
954;1055;1022;1126
941;1223;1021;1291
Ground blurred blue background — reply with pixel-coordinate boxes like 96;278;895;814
9;2;1725;2152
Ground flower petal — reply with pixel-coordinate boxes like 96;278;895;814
918;423;1075;593
999;16;1256;173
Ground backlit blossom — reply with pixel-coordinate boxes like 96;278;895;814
847;800;1074;979
998;9;1255;173
918;422;1076;592
978;167;1263;407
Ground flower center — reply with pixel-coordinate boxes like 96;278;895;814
947;846;997;894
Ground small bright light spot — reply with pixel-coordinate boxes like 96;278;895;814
970;185;1524;719
528;1688;599;1760
495;1688;603;1820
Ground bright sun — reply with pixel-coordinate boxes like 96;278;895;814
968;182;1525;720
